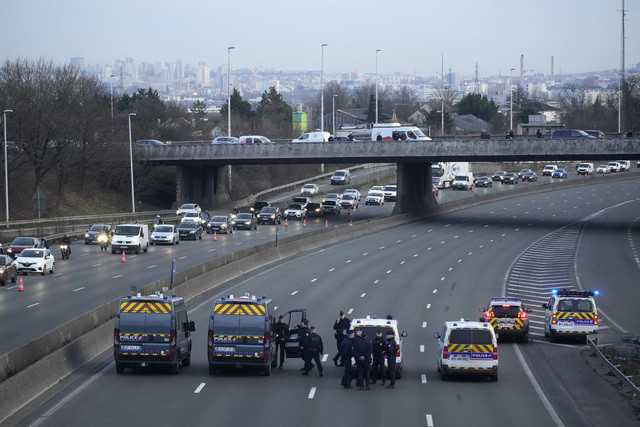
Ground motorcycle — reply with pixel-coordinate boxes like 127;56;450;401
60;244;70;260
97;233;110;251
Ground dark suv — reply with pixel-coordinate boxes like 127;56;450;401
257;206;282;225
479;297;531;343
250;201;271;215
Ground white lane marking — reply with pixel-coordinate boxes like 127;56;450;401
53;273;62;277
479;245;483;248
426;304;431;309
513;344;564;426
7;285;17;290
113;275;122;279
468;252;473;255
329;268;335;272
458;259;462;263
360;293;366;298
420;345;425;352
208;248;216;252
440;277;445;281
427;247;432;250
422;322;427;328
194;383;206;393
396;240;402;243
448;267;452;271
322;354;328;362
311;278;317;283
347;308;353;314
363;253;368;256
291;291;298;296
379;246;385;249
412;234;417;237
27;303;40;308
428;229;433;232
440;241;445;244
308;387;316;399
400;261;405;265
346;260;352;263
147;265;156;269
413;254;419;257
73;287;84;292
421;374;427;384
426;414;434;426
92;264;101;267
373;280;379;284
386;270;392;274
235;242;242;245
179;256;187;260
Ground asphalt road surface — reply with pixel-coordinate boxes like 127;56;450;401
10;176;640;426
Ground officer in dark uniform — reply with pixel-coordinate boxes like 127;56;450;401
371;330;386;385
302;326;323;376
332;311;351;366
385;330;397;388
352;328;372;390
339;329;355;388
297;319;312;371
273;315;289;369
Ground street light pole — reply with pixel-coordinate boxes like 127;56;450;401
320;43;327;132
3;109;12;222
375;49;381;124
510;68;515;132
128;113;136;213
227;46;235;138
110;74;115;119
332;94;337;136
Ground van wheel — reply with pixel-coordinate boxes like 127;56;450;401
11;275;16;283
490;373;498;382
143;244;148;253
209;364;216;375
116;363;125;374
135;246;140;254
440;371;449;381
111;250;116;254
182;356;191;367
549;329;558;343
170;359;179;374
263;364;271;376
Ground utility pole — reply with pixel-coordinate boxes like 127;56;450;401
619;0;625;133
441;54;444;136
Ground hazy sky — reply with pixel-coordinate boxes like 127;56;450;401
1;0;637;77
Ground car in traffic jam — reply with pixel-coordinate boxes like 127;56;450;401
207;215;234;233
306;202;324;217
233;213;258;230
474;175;493;187
257;206;282;225
176;221;203;240
501;172;519;184
552;169;568;179
284;203;307;220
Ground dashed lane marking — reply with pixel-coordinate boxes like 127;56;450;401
179;256;187;260
92;264;101;267
147;265;156;269
379;246;385;249
426;304;431;309
346;260;352;263
422;322;427;328
421;374;427;384
363;253;368;256
348;308;353;314
386;270;392;274
373;280;379;284
73;287;84;292
360;293;366;298
113;275;122;279
308;387;316;399
291;291;298;295
322;354;328;362
329;268;335;272
311;278;317;283
27;303;40;308
194;383;206;394
426;414;434;426
420;345;425;352
433;289;438;293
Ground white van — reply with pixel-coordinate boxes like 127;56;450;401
371;123;431;141
452;172;474;191
292;131;331;143
111;224;150;254
576;163;594;175
616;160;631;171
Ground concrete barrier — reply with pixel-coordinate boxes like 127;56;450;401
0;171;637;422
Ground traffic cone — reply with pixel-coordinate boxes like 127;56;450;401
349;220;353;226
17;276;23;291
284;218;288;227
325;219;328;228
213;231;217;241
303;219;307;227
121;251;126;263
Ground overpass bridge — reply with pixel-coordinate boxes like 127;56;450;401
139;138;640;213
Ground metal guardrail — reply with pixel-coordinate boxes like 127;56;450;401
587;336;640;403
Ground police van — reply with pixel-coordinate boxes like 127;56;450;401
479;296;531;343
207;293;305;376
350;316;407;379
434;319;499;382
371;123;431;141
114;290;195;374
542;289;598;343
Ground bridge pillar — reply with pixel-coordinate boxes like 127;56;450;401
392;162;437;214
176;165;231;209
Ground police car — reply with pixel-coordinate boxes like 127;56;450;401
350;316;407;379
479;297;531;343
434;319;499;382
542;289;598;343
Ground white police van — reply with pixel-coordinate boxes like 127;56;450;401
350;315;407;379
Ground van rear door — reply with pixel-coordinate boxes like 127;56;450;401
282;309;307;358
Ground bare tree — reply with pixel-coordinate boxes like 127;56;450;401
390;85;421;122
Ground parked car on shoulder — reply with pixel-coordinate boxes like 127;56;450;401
257;206;282;225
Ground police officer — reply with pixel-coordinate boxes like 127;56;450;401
273;315;289;369
371;330;386;385
385;330;397;389
302;326;324;376
339;329;355;388
352;328;372;390
297;319;312;371
332;310;351;366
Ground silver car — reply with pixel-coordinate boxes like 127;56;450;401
150;225;179;245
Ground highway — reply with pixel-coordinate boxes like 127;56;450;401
10;176;640;426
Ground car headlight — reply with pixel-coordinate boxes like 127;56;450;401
189;230;195;234
245;221;251;225
176;210;180;215
221;224;227;228
85;233;89;238
0;268;4;275
270;215;275;219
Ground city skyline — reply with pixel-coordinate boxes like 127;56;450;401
1;0;638;78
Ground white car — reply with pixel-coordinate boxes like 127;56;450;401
176;203;201;216
340;193;359;209
368;185;384;193
239;135;272;144
596;165;609;174
211;136;239;144
383;185;397;201
542;165;557;176
180;212;207;225
342;189;361;200
322;193;341;204
150;225;179;245
365;191;385;205
16;248;55;275
607;162;621;172
300;184;319;196
284;203;307;220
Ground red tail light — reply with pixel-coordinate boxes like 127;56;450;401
493;346;498;360
264;332;270;349
114;329;120;346
518;311;527;319
485;311;494;318
443;345;449;359
396;344;400;357
170;330;176;348
594;314;598;325
208;330;213;348
552;313;557;324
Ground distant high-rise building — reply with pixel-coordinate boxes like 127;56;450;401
197;61;210;87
